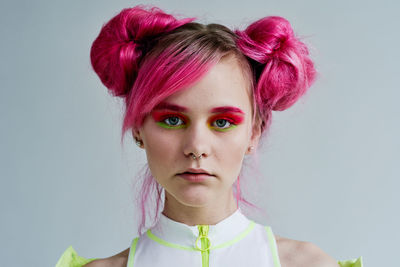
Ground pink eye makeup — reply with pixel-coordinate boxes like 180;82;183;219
151;103;246;132
151;110;189;129
208;113;245;132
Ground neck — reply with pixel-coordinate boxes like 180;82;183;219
162;190;238;226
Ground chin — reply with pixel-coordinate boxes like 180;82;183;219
178;199;210;208
173;189;213;207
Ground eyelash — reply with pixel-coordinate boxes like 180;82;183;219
210;117;237;132
154;114;239;132
158;116;187;129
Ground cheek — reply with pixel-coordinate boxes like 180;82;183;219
215;126;250;169
142;126;181;175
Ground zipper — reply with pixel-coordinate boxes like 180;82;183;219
196;225;210;267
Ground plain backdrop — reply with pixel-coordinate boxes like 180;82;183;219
1;0;399;266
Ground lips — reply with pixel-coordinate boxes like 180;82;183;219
178;173;213;182
181;172;209;175
180;168;213;176
178;168;214;182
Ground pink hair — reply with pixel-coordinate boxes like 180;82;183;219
90;5;316;235
235;16;317;130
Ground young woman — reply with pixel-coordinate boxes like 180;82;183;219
56;5;363;267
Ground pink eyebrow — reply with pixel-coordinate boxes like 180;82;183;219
210;106;245;114
153;102;245;114
153;102;188;112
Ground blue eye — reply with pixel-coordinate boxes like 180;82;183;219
209;118;238;132
213;119;231;129
156;116;187;129
164;116;183;126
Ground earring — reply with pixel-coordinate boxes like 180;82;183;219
248;146;254;153
135;138;143;148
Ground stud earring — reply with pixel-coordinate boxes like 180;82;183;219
248;146;254;153
135;138;143;148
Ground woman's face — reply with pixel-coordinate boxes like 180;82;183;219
136;55;260;208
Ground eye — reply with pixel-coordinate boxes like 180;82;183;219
155;114;187;129
211;118;238;132
164;116;184;126
213;119;231;129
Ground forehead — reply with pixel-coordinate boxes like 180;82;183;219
160;56;252;114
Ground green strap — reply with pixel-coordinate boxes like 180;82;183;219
338;256;363;267
265;226;282;267
146;230;198;251
55;246;96;267
197;225;210;267
127;237;139;267
146;221;256;251
212;221;255;249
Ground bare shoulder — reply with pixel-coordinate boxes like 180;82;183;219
83;248;130;267
274;234;339;267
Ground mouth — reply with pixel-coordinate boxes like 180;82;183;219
180;171;212;175
178;173;213;182
177;168;214;182
179;168;214;176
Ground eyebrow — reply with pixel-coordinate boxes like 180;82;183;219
153;102;188;112
153;102;245;114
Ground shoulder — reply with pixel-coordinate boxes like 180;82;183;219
83;248;130;267
275;234;339;267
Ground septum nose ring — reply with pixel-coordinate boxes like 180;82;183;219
191;153;203;160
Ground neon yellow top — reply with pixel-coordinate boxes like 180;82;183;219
55;246;363;267
55;210;363;267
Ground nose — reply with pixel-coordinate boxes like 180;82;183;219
182;121;212;160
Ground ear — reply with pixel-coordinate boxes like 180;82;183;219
245;117;262;155
132;128;145;149
132;128;140;140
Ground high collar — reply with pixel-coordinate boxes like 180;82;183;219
148;208;253;248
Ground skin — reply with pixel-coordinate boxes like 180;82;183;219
136;54;260;226
84;55;339;267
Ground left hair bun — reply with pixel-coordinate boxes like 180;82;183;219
90;5;194;97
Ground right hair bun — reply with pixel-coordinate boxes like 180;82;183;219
90;5;194;97
235;16;316;112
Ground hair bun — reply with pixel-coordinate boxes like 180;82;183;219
90;5;194;97
235;16;316;112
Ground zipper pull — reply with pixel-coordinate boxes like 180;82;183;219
196;225;211;251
